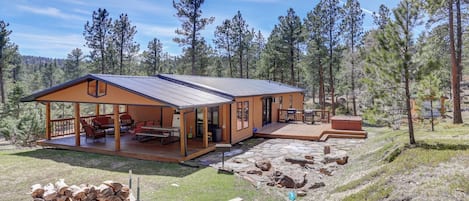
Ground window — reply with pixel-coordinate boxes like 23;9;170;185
236;101;249;130
87;80;107;97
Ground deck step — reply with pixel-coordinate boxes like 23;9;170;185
319;133;367;142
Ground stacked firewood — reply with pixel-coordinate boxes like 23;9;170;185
30;179;134;201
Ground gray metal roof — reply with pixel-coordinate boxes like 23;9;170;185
159;74;304;97
21;74;232;109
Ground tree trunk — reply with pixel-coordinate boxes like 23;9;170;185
239;49;243;78
191;7;197;75
0;65;4;104
290;42;295;86
449;0;463;124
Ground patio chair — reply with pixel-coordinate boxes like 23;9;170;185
83;125;106;143
120;114;134;127
80;118;89;126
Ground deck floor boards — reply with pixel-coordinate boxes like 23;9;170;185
38;134;216;162
255;122;367;141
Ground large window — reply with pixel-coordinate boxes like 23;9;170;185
87;80;107;97
236;101;249;130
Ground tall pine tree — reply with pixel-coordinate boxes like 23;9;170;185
84;8;112;74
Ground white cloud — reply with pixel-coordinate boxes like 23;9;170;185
361;7;374;16
17;5;86;21
136;23;177;38
13;32;88;57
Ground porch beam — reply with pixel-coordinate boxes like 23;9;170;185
95;104;100;116
45;102;51;140
114;104;121;151
74;103;80;146
203;107;208;148
179;110;186;156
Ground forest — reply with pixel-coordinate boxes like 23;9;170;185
0;0;468;145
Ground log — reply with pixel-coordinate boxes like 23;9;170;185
31;184;45;198
85;186;98;201
116;186;130;200
55;179;68;195
43;183;57;201
103;180;123;192
70;185;86;200
97;184;114;198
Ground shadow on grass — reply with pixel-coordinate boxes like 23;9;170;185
414;142;469;150
12;148;201;177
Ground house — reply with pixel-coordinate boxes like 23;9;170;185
21;74;304;162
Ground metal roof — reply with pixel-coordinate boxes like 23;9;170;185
21;74;233;109
158;74;304;97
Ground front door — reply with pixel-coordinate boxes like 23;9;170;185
196;106;219;138
263;97;273;126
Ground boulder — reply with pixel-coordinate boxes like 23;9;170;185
285;157;314;166
255;160;272;171
319;168;332;176
323;150;347;164
309;182;326;189
296;190;307;197
270;171;307;188
304;155;314;160
336;156;349;165
246;170;263;175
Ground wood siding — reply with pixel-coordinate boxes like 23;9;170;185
37;82;166;106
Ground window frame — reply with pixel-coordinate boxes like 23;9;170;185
87;79;107;98
236;101;250;131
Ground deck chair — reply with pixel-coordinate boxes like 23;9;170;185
120;114;134;127
83;125;106;143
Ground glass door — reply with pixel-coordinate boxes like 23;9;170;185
263;97;273;126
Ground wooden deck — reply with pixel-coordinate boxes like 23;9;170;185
37;134;216;163
254;122;367;141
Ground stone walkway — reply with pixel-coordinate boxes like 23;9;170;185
195;137;365;198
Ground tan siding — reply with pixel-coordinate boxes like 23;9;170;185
38;82;166;106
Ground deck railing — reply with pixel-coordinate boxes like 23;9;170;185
50;113;119;138
278;109;330;124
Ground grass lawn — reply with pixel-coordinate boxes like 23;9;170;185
0;148;281;201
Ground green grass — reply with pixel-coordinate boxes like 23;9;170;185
0;148;280;201
335;117;469;201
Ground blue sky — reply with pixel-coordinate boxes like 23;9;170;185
1;0;400;58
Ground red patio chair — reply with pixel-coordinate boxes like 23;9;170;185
120;114;134;127
83;125;106;143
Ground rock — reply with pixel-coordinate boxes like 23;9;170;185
323;151;347;164
246;170;263;175
304;155;314;160
270;171;307;188
232;158;244;163
319;168;332;176
255;160;272;171
309;182;326;189
266;182;275;186
324;145;331;154
229;197;244;201
336;156;349;165
285;157;314;166
296;190;307;197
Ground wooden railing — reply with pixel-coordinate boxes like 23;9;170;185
50;113;118;138
278;109;330;124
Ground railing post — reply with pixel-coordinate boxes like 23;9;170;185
74;103;80;146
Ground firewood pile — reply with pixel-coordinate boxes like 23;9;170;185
30;179;134;201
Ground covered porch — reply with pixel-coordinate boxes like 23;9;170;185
22;74;233;162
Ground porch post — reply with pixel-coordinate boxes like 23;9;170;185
74;103;80;146
179;110;186;156
45;102;51;140
203;107;208;148
114;104;121;151
95;104;100;116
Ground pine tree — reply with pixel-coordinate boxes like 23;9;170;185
231;11;249;78
84;8;112;74
64;48;84;80
143;38;163;75
0;20;15;104
342;0;364;116
320;0;343;115
213;19;234;77
113;13;139;75
278;8;303;86
173;0;214;75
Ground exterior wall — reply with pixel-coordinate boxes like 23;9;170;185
230;97;254;144
38;82;166;106
229;92;304;144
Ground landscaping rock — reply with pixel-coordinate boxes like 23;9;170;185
304;155;314;160
319;168;332;176
336;156;349;165
255;160;272;171
323;150;347;164
309;182;326;189
270;171;307;188
324;145;331;154
297;190;307;197
246;170;263;175
285;157;314;166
